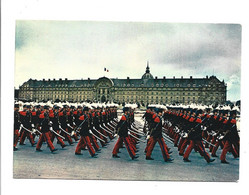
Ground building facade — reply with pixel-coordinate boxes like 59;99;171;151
18;64;227;105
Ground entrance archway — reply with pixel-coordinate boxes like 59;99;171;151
101;95;106;103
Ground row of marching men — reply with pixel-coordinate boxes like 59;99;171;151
162;106;240;164
13;102;119;157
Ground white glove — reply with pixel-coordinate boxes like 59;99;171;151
32;124;35;128
59;125;61;129
114;134;117;137
49;127;53;131
146;135;150;140
89;130;93;134
20;124;23;128
67;124;70;127
73;122;76;126
183;133;188;138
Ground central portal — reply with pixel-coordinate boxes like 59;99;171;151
94;77;114;103
101;95;106;103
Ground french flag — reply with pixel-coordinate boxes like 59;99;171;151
104;68;109;72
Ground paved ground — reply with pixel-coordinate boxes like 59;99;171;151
13;118;239;182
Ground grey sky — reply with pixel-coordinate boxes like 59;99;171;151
15;21;241;101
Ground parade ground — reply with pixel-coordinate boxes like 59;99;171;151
13;118;239;182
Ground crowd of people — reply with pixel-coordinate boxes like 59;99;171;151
143;104;240;164
14;101;120;156
13;101;240;164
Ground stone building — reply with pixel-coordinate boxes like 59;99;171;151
18;63;227;105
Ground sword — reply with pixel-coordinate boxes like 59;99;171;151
128;128;144;136
162;132;175;142
103;124;114;133
162;133;174;144
89;131;105;143
100;125;113;135
202;138;217;147
93;127;108;139
131;126;144;134
32;128;42;135
111;120;118;125
128;131;146;143
59;126;72;136
108;122;116;129
20;124;33;134
50;128;65;139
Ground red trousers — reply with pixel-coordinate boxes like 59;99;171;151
220;140;238;161
179;139;189;155
183;140;210;161
19;129;35;145
50;130;66;147
211;140;224;155
36;132;55;151
14;129;19;147
94;129;107;146
61;128;73;144
174;134;180;146
146;136;170;161
75;136;95;156
89;135;100;151
112;136;136;159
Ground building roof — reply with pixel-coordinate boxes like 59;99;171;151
20;63;225;89
21;75;225;89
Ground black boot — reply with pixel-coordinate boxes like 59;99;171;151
112;154;120;158
132;156;139;160
165;158;174;162
183;158;191;162
207;158;215;163
146;156;154;160
221;160;229;164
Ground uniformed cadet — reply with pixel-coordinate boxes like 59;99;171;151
183;109;215;163
219;110;239;163
112;107;138;160
36;105;57;153
75;106;97;157
146;107;174;162
14;103;21;151
19;104;36;146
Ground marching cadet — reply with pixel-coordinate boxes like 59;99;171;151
183;110;215;163
146;107;174;162
75;106;97;157
92;107;107;147
219;110;239;164
36;105;57;153
14;103;21;151
112;107;138;160
49;106;66;148
58;106;74;145
19;104;36;146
